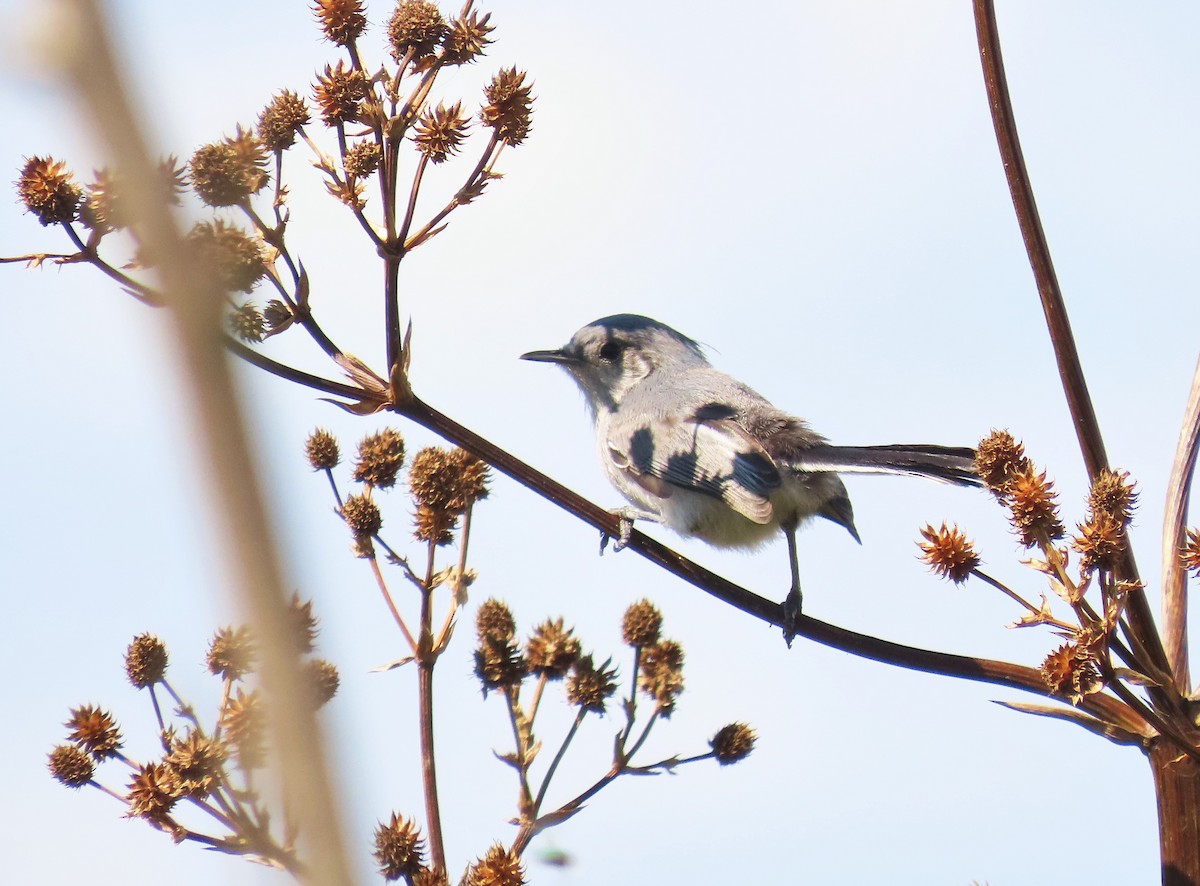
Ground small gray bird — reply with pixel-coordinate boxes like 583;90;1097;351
521;314;980;629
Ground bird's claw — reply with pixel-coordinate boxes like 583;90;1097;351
600;513;636;555
781;586;803;648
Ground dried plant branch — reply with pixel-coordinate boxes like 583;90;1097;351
1162;355;1200;693
971;0;1170;683
58;4;353;885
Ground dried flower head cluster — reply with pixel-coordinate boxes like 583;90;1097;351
1183;528;1200;576
621;599;663;647
52;608;337;861
306;427;341;471
481;67;533;145
388;0;448;60
525;617;581;680
373;813;426;881
709;722;757;766
474;598;527;692
313;61;369;125
565;653;619;714
1040;640;1103;705
17;156;83;226
975;431;1064;548
410;446;491;544
414;102;471;164
258;90;311;153
1072;469;1136;572
189;128;269;207
638;639;685;716
917;522;980;584
354;428;407;488
125;633;168;688
185;219;266;294
314;0;368;47
464;843;525;886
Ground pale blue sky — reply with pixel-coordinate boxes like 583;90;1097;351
1;2;1198;884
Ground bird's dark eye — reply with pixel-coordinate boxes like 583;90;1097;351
597;341;622;362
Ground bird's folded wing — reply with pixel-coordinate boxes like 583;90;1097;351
607;415;779;524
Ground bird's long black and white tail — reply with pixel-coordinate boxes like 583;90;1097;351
792;444;981;487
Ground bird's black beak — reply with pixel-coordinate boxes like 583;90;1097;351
520;348;574;364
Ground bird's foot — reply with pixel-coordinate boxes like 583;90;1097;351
781;586;803;648
600;507;657;555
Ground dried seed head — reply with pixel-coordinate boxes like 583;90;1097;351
1088;469;1137;528
412;868;449;886
1073;511;1126;572
125;633;169;688
917;523;980;584
17;156;83;225
481;67;534;146
373;813;426;881
638;639;685;716
65;704;123;760
125;762;179;825
263;299;294;332
974;430;1029;498
48;744;95;788
476;599;517;644
414;504;456;545
258;90;311;153
1007;466;1065;548
314;0;367;46
409;446;490;516
288;594;320;654
473;639;527;692
1182;528;1200;576
185;219;266;293
307;658;340;708
189;129;269;207
341;492;383;537
313;61;369;126
353;428;407;488
82;168;125;232
229;302;266;342
163;730;228;798
465;843;525;886
344;141;382;179
441;10;493;65
220;687;266;769
566;654;618;715
207;625;257;680
1040;641;1103;705
388;0;448;61
306;427;341;471
413;102;470;164
621;599;663;647
710;722;756;766
525;618;581;680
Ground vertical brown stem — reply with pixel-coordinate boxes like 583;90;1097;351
418;541;445;872
1162;357;1200;693
971;0;1170;678
1149;739;1200;886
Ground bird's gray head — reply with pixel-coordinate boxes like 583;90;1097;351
521;314;709;415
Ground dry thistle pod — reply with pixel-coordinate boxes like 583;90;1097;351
125;633;169;688
313;61;369;126
464;843;525;886
1040;641;1103;705
387;0;448;60
189;130;269;207
917;523;980;584
974;429;1029;498
525;618;581;680
441;9;493;65
621;599;663;647
163;730;228;799
306;427;341;470
65;704;123;760
314;0;368;47
258;90;311;153
414;102;470;163
1182;528;1200;576
565;654;618;714
16;156;83;225
638;639;685;716
306;659;341;708
353;428;407;488
710;722;756;765
1006;465;1065;548
185;219;266;293
342;492;383;538
481;67;534;146
221;687;266;769
47;744;95;788
125;762;179;828
373;812;426;882
344;141;383;179
229;302;266;342
206;625;257;680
